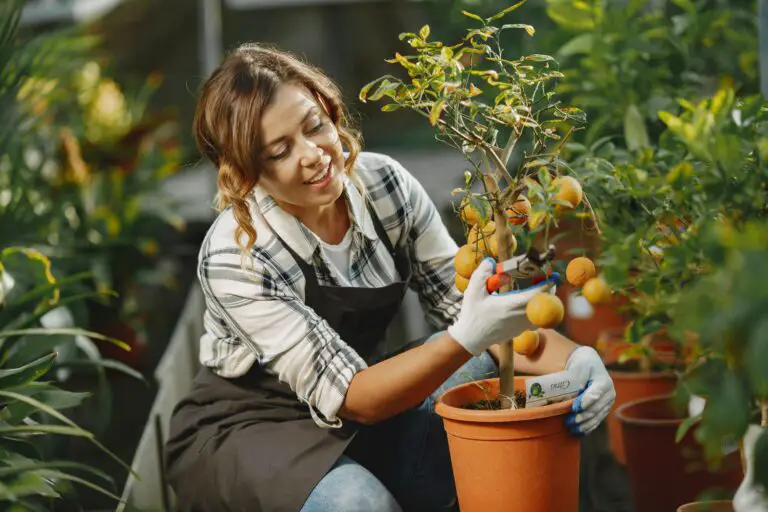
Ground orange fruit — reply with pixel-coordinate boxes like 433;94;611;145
489;233;517;259
460;197;490;227
454;244;483;279
553;176;583;209
513;330;540;356
566;256;596;288
526;293;565;328
582;277;611;305
467;221;495;255
455;273;470;293
507;196;531;225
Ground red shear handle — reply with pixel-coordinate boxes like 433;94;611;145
486;273;504;294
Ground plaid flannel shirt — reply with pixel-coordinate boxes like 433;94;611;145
197;152;462;428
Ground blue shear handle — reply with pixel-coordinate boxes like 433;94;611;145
495;272;561;296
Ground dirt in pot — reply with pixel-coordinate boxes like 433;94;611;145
462;389;527;410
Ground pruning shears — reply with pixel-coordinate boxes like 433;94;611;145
485;245;558;294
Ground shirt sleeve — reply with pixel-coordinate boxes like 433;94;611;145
388;158;464;329
200;250;367;428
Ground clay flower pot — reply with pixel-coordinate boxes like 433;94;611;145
598;330;679;464
561;284;630;347
617;395;743;512
677;501;734;512
435;377;580;512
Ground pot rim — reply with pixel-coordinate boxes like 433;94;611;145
434;377;573;423
615;393;686;427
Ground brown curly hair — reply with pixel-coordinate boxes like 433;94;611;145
193;43;362;253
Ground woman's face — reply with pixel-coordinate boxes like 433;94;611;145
257;83;345;213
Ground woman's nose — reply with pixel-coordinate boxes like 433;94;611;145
298;139;324;168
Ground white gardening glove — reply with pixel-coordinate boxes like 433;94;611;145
448;258;559;357
565;346;616;436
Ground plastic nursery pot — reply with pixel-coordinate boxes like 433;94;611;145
677;501;735;512
562;286;630;347
598;330;679;465
617;395;743;512
434;377;579;512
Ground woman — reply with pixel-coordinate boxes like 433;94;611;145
165;43;615;512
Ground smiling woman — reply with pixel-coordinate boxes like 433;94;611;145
163;42;609;512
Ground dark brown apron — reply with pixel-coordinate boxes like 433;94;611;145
165;202;415;512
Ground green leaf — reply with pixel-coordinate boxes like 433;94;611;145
746;318;768;397
501;24;535;36
359;76;390;103
545;0;595;30
35;469;122;502
524;54;556;63
0;470;60;500
754;429;768;490
419;24;430;40
487;0;529;22
671;0;696;14
0;424;93;438
429;99;446;126
0;328;130;352
675;414;701;443
461;10;485;23
0;460;112;482
56;358;145;382
0;353;56;388
556;34;594;59
381;104;401;112
701;371;750;441
1;389;91;424
624;104;650;151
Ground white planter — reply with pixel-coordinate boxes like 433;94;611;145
733;424;768;512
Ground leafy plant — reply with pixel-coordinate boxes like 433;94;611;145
544;0;758;147
360;0;599;406
0;2;139;508
671;220;768;488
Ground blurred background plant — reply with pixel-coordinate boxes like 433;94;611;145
1;1;144;508
671;219;768;492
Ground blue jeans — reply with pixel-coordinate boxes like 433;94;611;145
300;332;498;512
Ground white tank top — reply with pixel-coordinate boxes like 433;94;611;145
316;227;354;285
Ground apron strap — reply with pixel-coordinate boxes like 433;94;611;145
364;198;396;257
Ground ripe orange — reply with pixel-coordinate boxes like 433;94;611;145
525;293;565;328
513;330;540;356
467;221;495;255
566;256;596;288
455;273;470;293
582;277;612;305
460;197;489;227
507;196;531;225
454;244;483;279
553;176;583;209
489;233;517;259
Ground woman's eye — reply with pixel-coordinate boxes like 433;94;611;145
307;121;325;134
269;149;288;160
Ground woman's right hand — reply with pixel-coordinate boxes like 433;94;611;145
447;258;557;356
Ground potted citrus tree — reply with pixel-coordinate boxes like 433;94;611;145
670;220;768;511
600;89;768;511
359;2;605;510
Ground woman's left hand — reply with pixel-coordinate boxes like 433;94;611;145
564;346;616;436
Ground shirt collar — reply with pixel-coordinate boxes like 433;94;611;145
250;174;378;264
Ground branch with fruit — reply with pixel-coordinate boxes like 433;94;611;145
359;1;606;408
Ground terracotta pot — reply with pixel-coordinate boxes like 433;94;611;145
562;285;630;347
435;377;580;512
597;329;681;464
677;501;734;512
608;368;679;465
617;395;743;512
